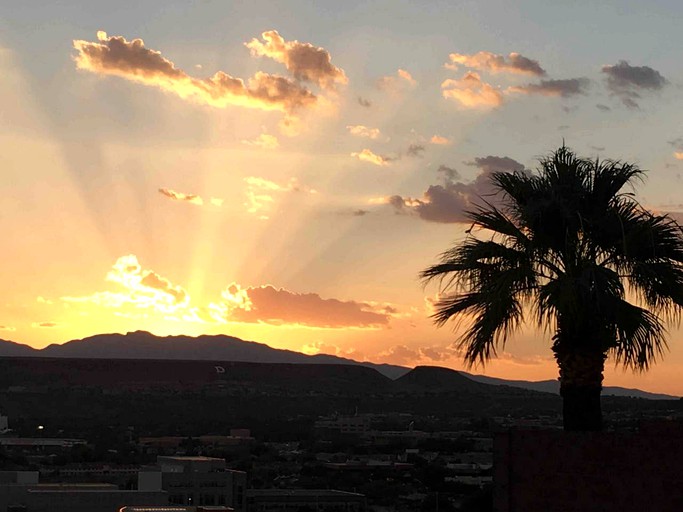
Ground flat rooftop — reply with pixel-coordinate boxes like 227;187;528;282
247;489;364;498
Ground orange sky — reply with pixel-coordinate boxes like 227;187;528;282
3;1;683;395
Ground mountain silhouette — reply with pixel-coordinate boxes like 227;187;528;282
396;365;490;392
0;338;38;357
0;332;676;399
35;331;409;379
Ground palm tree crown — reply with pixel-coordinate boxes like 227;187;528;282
421;146;683;430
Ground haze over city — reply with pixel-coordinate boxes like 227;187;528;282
4;0;683;394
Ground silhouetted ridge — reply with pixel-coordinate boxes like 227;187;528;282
38;331;409;379
395;365;487;392
0;333;674;398
0;358;392;393
0;339;38;357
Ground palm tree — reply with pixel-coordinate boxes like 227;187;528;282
421;146;683;431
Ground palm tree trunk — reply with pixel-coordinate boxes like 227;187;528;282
555;350;606;431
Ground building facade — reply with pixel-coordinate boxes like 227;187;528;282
139;456;246;511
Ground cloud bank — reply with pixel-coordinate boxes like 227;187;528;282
601;60;667;108
447;51;546;76
73;31;320;116
388;156;524;223
246;30;347;91
62;255;190;315
210;283;391;328
441;72;503;108
351;148;393;166
347;125;381;139
509;78;589;97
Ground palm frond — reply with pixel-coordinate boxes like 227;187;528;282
608;299;667;371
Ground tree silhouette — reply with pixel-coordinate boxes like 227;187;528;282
421;146;683;430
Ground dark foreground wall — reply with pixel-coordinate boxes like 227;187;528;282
494;423;683;512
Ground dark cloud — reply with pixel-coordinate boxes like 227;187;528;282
466;156;525;174
357;96;372;108
447;51;546;76
353;209;369;216
668;138;683;151
509;78;589;97
406;144;426;158
389;156;525;223
596;103;611;112
601;61;667;108
437;164;460;181
221;284;390;328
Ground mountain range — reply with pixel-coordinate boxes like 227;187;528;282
0;331;677;400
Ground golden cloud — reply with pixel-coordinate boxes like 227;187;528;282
245;30;347;90
430;135;451;145
351;148;392;166
441;72;503;108
32;322;63;328
209;283;391;328
346;125;381;139
73;31;317;114
62;255;190;314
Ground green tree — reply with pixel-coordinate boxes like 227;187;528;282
421;146;683;431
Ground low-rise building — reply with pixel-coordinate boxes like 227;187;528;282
246;489;365;512
139;456;246;511
0;472;167;512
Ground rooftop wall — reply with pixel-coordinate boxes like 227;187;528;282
494;423;683;512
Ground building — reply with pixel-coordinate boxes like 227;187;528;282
0;438;87;452
20;488;168;512
0;471;167;512
314;416;370;437
120;507;232;512
246;489;366;512
139;456;246;511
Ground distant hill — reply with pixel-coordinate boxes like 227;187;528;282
396;365;490;393
463;373;679;400
1;331;676;399
0;339;38;357
36;330;409;379
0;357;393;394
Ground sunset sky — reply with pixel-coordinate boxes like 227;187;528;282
3;1;683;394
